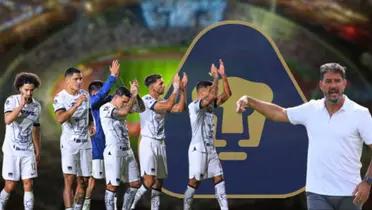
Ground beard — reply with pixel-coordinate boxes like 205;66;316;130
325;88;343;104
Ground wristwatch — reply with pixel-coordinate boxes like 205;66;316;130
363;176;372;185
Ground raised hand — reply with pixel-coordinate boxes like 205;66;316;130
172;73;180;92
109;59;120;77
181;72;188;90
236;95;249;113
210;63;218;79
217;59;225;76
130;80;139;97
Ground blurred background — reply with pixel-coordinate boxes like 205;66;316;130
0;0;372;209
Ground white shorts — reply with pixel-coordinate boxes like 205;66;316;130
2;153;37;181
92;159;105;179
188;144;223;181
104;148;140;186
139;136;168;179
61;148;92;177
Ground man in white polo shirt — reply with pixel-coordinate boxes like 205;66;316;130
236;63;372;210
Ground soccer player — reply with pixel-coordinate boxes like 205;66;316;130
53;68;93;210
130;73;188;210
183;59;232;210
82;60;120;210
100;82;145;210
0;72;41;210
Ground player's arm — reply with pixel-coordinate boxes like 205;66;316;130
91;59;119;107
32;125;41;166
200;64;219;108
171;73;188;112
134;95;146;113
115;80;139;117
236;95;289;122
55;94;87;124
216;60;232;106
115;97;137;117
153;74;180;112
4;96;26;125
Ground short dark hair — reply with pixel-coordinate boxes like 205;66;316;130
144;74;162;87
64;67;81;78
114;86;131;97
88;80;103;94
320;63;346;80
13;72;41;90
196;80;213;91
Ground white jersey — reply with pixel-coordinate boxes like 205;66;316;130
100;102;130;151
2;95;41;155
188;100;215;149
53;89;91;153
140;94;166;140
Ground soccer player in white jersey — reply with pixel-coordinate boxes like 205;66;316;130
82;60;120;210
100;82;145;210
131;73;188;210
0;72;41;210
183;59;232;210
53;68;94;210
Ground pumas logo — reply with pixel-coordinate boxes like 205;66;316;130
164;21;308;199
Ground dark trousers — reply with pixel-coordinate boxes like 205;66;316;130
306;192;362;210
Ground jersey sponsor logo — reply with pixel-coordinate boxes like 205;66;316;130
163;21;308;198
21;110;36;117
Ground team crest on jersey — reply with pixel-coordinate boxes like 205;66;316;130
163;21;308;198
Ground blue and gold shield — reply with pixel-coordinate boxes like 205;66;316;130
164;21;308;198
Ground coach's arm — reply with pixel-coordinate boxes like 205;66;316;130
236;95;289;123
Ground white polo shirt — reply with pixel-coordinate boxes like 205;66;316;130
286;96;372;196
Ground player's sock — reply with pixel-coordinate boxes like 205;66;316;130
151;188;161;210
66;208;73;210
0;189;10;210
73;203;82;210
183;185;196;210
122;187;138;210
24;191;34;210
130;185;148;209
215;181;228;210
114;195;118;210
82;197;91;210
105;190;116;210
